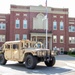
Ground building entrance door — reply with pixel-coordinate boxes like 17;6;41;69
60;47;64;54
30;33;52;49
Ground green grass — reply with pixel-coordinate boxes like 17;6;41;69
68;54;75;57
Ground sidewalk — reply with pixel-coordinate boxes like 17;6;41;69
56;55;75;68
56;55;75;61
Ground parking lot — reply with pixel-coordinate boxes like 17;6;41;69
0;55;75;75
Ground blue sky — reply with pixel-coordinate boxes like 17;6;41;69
0;0;75;17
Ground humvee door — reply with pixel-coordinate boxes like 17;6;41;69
4;44;12;59
11;43;20;60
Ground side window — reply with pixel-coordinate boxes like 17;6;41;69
37;43;41;48
13;44;19;49
5;45;10;49
34;42;42;48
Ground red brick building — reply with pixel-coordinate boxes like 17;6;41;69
0;5;75;53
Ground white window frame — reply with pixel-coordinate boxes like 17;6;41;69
53;21;57;30
60;16;63;18
23;19;27;29
0;35;5;42
0;23;6;30
69;26;75;32
60;21;64;30
15;34;20;40
23;34;27;40
23;14;27;16
53;35;57;43
16;13;20;16
69;48;75;52
15;19;20;29
53;15;57;18
60;36;64;43
69;37;75;44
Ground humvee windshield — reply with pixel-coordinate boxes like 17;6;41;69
23;42;44;49
34;43;44;48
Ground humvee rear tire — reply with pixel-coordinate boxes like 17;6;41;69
45;56;55;67
25;55;37;69
0;54;7;65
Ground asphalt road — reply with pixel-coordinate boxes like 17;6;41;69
0;55;75;75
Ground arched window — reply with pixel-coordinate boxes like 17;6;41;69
33;13;46;29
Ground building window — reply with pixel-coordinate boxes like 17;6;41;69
16;13;20;16
60;47;64;54
60;16;63;18
0;35;5;42
53;35;57;43
60;47;64;51
69;37;75;44
0;23;6;30
60;36;64;43
69;48;75;52
23;34;27;40
53;21;57;30
69;26;75;32
23;19;27;29
15;19;20;29
53;15;57;18
23;14;27;16
15;34;20;40
60;21;64;30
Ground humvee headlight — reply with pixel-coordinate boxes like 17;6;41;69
51;52;54;55
51;52;55;55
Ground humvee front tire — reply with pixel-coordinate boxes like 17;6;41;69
25;55;37;69
45;56;55;67
0;54;7;65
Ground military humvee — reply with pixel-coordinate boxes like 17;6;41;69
0;40;55;69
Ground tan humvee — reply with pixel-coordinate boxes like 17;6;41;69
0;40;55;69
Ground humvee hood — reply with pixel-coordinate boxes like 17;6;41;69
25;48;49;52
35;48;49;51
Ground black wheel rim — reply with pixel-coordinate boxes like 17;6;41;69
27;58;32;66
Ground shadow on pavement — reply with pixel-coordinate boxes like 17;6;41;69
2;62;72;75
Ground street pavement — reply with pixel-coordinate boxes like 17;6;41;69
0;55;75;75
56;55;75;68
